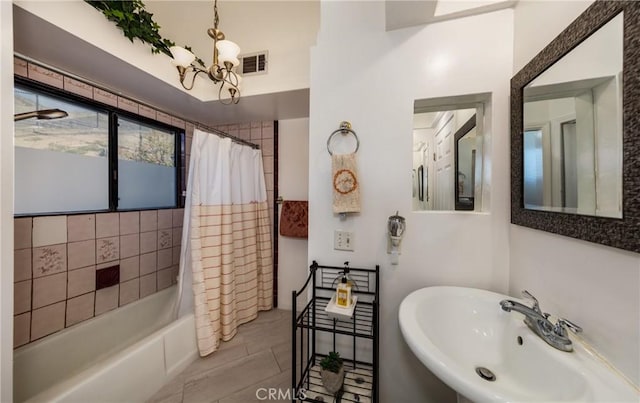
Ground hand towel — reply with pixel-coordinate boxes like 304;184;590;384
332;153;361;214
279;200;308;238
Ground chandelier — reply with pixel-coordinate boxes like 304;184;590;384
169;0;242;105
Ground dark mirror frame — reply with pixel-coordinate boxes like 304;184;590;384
511;1;639;253
454;114;476;211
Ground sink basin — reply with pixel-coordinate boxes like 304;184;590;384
399;286;639;402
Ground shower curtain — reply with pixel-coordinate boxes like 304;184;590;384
177;128;273;356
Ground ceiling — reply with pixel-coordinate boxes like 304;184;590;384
13;1;516;127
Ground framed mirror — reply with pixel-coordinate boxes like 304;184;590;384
511;1;639;253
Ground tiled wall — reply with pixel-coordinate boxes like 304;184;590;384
12;56;277;346
13;209;183;348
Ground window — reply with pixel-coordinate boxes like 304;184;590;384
117;116;176;209
14;84;183;215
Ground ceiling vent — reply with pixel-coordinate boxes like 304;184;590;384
239;51;268;75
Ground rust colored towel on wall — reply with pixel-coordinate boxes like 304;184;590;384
280;200;309;238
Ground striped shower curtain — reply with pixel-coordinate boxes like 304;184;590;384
180;129;273;356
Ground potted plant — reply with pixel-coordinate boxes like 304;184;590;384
319;351;345;394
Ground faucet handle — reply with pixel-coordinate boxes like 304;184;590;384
521;290;542;314
554;318;582;337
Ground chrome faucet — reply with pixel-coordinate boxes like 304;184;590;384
499;290;582;352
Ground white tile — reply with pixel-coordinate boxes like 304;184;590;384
33;216;67;247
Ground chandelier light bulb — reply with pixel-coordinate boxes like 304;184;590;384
216;40;241;67
169;46;196;68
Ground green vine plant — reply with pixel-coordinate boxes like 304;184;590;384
86;0;205;68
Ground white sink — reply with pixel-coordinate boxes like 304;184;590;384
398;286;639;402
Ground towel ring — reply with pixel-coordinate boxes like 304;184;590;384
327;121;359;156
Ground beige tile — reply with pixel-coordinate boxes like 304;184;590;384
186;135;193;154
262;156;274;174
238;127;250;141
120;278;140;306
14;57;28;77
68;266;96;298
67;240;96;270
141;210;158;232
157;248;172;270
33;216;67;247
14;248;32;282
261;138;274;157
173;209;185;228
93;88;117;107
118;96;138;114
119;211;140;235
250;124;262;140
261;121;274;137
120;277;140;306
158;209;173;230
218;369;291;403
172;228;183;247
14;217;32;249
139;104;156;120
67;214;95;242
182;350;280;403
140;231;158;254
120;234;140;259
96;237;119;264
28;64;63;89
265;174;274;192
271;341;292;372
32;272;67;309
157;111;172;125
157;268;173;290
66;293;95;327
95;285;119;316
96;213;119;238
172;246;181;266
31;301;65;341
33;244;67;278
158;230;173;250
64;77;93;99
120;256;140;282
140;273;157;298
140;252;157;276
14;280;31;315
181;343;248;380
14;313;31;348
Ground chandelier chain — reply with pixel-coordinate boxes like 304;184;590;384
214;0;219;30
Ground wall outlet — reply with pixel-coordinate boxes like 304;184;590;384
334;230;354;251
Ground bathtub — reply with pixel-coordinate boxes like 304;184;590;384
14;286;198;403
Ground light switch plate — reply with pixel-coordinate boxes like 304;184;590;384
334;230;354;251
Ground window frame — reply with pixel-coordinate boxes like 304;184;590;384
14;77;185;217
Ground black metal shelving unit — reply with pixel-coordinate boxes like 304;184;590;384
292;261;379;403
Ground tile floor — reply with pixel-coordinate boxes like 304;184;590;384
148;309;292;403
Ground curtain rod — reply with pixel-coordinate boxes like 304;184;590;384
193;124;259;150
14;53;260;151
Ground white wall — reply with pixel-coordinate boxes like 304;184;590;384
512;0;640;386
277;118;309;310
0;1;14;400
309;3;513;401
